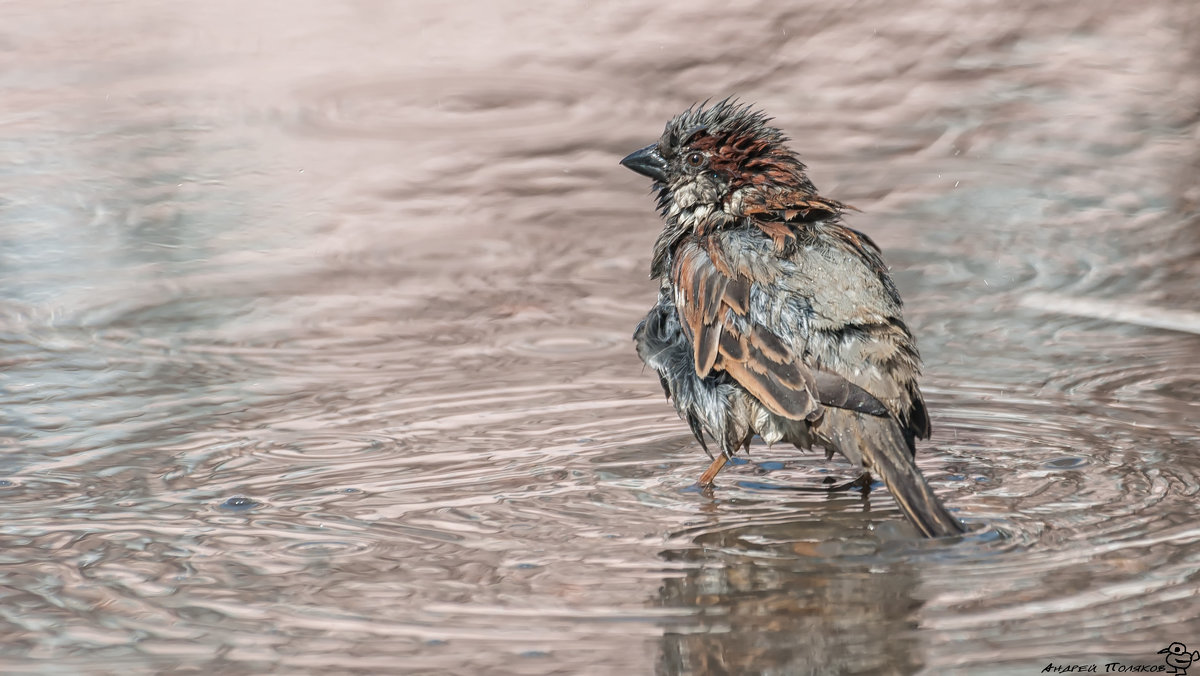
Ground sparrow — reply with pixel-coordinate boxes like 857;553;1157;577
621;99;964;537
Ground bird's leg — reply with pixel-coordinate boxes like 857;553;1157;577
698;446;735;486
852;471;873;494
698;453;729;486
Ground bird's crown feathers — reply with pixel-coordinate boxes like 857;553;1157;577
659;98;787;154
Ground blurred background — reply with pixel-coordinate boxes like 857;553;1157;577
1;1;1198;674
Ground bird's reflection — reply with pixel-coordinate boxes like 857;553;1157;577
656;495;926;675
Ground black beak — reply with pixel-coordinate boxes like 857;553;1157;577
620;144;668;182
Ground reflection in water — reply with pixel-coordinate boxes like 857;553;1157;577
657;516;926;675
1;0;1199;673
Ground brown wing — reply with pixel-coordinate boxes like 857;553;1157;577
745;185;850;221
672;240;887;423
730;188;855;252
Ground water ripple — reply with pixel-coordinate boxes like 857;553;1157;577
2;0;1198;673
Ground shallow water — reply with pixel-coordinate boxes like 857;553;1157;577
2;1;1199;674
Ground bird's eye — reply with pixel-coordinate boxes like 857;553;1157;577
685;151;706;168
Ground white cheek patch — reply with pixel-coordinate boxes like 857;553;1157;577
665;201;683;221
672;182;700;209
726;187;753;217
666;179;737;235
687;205;713;233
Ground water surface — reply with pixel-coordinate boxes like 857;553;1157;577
1;1;1199;674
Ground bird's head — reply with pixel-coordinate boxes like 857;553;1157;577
620;99;818;226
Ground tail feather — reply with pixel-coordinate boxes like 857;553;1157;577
819;408;964;538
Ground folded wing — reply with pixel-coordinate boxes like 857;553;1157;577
671;241;888;422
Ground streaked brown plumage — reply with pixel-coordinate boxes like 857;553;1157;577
621;100;964;537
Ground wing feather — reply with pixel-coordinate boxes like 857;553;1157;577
672;238;892;424
672;242;821;421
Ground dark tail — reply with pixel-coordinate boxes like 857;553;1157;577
821;408;965;538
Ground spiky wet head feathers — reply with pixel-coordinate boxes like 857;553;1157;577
621;99;851;279
656;99;816;195
659;99;786;156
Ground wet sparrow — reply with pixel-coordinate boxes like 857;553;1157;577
621;100;963;537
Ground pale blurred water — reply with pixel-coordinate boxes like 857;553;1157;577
1;1;1198;674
